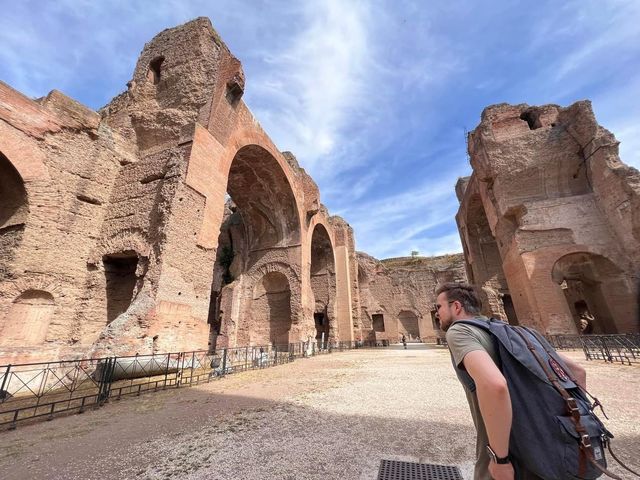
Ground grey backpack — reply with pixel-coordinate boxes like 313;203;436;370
453;318;637;480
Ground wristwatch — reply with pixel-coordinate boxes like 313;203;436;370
486;445;511;464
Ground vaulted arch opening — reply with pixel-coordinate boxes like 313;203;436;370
464;194;512;321
310;224;336;344
552;252;635;333
207;145;301;349
251;271;292;348
0;152;28;277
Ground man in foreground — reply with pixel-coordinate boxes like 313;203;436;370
435;282;586;480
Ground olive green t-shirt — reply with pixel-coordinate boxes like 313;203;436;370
446;318;499;480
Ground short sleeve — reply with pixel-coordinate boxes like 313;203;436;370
446;323;489;369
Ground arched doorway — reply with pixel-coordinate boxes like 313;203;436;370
251;271;292;348
462;193;512;321
103;251;140;323
398;310;420;340
207;145;301;348
552;252;635;333
310;224;336;344
0;152;28;276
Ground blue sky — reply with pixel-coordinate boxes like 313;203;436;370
1;1;639;259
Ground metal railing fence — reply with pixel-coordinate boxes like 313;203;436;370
0;340;384;431
547;334;640;365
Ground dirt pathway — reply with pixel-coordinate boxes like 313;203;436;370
0;347;638;479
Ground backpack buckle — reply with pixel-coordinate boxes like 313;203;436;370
581;434;592;449
567;397;579;413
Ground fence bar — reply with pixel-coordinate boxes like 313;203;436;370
0;340;393;431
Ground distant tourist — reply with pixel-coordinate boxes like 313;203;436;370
401;334;407;349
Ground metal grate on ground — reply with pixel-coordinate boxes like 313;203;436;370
377;460;462;480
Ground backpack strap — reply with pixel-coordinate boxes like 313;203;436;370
511;327;623;480
607;442;640;478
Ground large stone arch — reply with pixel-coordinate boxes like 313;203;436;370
551;251;637;333
232;261;302;347
202;136;304;350
459;190;511;320
309;222;337;343
225;144;301;253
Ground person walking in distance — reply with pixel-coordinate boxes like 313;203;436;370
402;333;407;349
434;282;587;480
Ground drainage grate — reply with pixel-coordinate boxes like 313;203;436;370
377;460;463;480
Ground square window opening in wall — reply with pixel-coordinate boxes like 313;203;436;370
372;313;385;332
103;251;139;323
147;56;164;85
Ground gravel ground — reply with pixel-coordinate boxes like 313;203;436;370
0;346;638;480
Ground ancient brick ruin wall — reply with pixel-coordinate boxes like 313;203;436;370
357;253;467;342
0;18;357;365
457;101;640;334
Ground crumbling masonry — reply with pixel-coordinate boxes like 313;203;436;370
456;102;640;334
0;18;361;365
357;253;467;343
3;19;640;366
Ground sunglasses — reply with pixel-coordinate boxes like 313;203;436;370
435;301;456;310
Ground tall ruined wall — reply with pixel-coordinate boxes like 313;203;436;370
0;18;356;364
457;101;640;334
357;253;467;342
0;85;134;364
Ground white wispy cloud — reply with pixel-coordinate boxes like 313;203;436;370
247;0;387;179
2;0;637;262
344;173;462;258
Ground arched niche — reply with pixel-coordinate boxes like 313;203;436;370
552;252;633;333
226;145;301;253
103;250;141;323
1;290;55;346
398;310;420;340
310;223;336;342
0;152;29;276
251;271;292;348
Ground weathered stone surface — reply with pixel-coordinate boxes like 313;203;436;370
0;18;358;364
357;253;467;342
457;101;640;334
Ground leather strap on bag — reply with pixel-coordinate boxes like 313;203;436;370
511;327;623;480
522;327;640;478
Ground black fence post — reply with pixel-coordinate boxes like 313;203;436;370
163;353;170;389
98;357;115;405
221;348;228;376
0;364;10;400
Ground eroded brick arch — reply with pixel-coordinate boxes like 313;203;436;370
226;144;301;251
309;222;337;342
552;251;637;333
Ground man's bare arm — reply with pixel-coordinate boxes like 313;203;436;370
558;353;587;390
463;350;512;456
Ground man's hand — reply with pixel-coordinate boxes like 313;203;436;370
488;461;514;480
